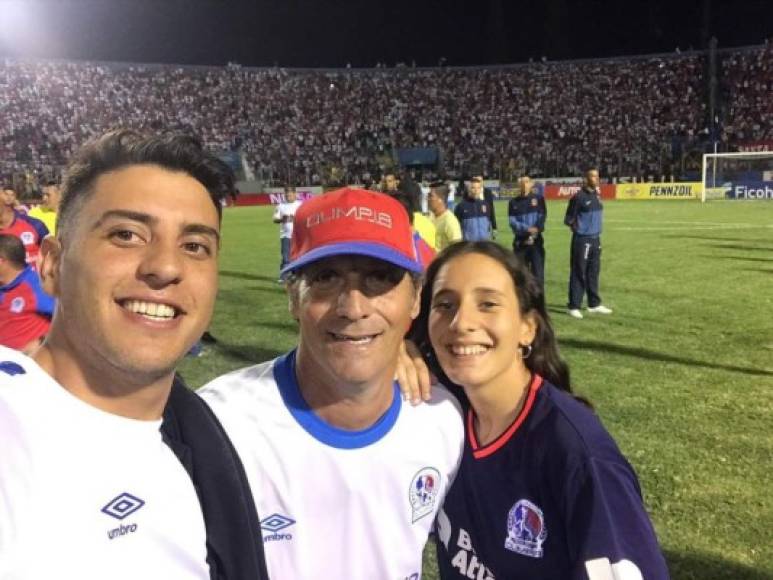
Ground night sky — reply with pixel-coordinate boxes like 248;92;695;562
1;0;771;67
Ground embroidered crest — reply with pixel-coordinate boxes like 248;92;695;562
10;297;25;313
505;499;547;558
409;467;440;523
20;232;35;245
530;198;538;207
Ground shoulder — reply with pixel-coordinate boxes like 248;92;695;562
198;358;279;409
531;383;625;465
0;348;45;436
18;213;48;235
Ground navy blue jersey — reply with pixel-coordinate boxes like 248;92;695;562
437;376;668;580
508;193;547;243
564;187;603;237
454;198;492;241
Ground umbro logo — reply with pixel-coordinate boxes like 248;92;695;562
101;492;145;520
0;361;26;376
260;513;295;543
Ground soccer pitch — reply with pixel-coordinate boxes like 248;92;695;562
179;199;773;580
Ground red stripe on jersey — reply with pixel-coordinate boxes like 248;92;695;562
469;374;544;459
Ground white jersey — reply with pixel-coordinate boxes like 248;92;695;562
0;347;209;580
273;200;302;238
199;350;464;580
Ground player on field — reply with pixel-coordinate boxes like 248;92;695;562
0;130;268;580
199;188;464;579
428;182;463;251
1;185;49;269
564;168;613;319
454;177;492;241
0;235;54;354
272;185;302;276
411;241;668;580
509;175;547;291
28;178;61;235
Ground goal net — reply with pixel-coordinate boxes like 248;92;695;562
701;151;773;201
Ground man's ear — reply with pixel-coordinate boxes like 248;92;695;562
287;281;300;322
410;280;422;321
38;236;63;297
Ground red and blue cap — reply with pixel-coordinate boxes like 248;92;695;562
281;187;422;275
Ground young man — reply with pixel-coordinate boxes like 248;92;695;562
0;234;54;354
428;182;463;251
0;185;49;269
272;185;302;275
200;188;464;579
564;168;613;319
0;130;268;580
454;177;492;241
509;175;547;291
28;179;61;235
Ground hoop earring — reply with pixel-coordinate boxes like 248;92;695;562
519;343;533;359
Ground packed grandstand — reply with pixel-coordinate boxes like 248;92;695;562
1;43;770;191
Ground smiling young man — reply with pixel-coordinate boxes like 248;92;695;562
200;187;464;579
0;130;267;580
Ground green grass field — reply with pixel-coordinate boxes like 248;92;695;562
179;199;773;580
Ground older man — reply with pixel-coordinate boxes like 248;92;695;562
200;188;464;579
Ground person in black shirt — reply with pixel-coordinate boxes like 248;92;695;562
412;241;668;580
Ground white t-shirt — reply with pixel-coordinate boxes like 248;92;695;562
0;347;209;580
199;350;464;580
273;200;302;239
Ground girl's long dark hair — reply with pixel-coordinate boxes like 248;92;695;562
411;241;588;404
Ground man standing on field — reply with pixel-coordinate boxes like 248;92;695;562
564;168;613;319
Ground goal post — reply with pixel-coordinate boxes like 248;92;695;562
701;151;773;202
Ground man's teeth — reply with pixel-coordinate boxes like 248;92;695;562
450;345;489;356
124;300;176;319
332;333;375;343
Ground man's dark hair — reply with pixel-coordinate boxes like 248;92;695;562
58;129;235;239
0;234;27;269
429;182;449;201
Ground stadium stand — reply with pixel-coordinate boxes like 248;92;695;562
1;44;770;190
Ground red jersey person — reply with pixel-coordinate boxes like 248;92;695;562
1;186;49;270
0;234;54;354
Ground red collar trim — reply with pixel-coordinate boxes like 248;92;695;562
469;374;544;460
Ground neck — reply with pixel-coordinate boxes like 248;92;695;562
294;347;396;431
0;266;24;286
0;207;13;228
465;364;532;446
34;331;174;421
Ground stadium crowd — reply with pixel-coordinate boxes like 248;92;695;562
2;52;707;187
721;44;772;143
1;45;770;189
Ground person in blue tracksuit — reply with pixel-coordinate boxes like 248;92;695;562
509;176;546;291
563;169;612;319
454;178;492;241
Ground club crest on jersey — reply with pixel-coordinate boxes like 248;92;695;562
505;499;547;558
10;297;25;313
409;467;440;523
531;198;538;207
20;231;35;245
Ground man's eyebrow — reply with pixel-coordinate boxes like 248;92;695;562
91;210;220;243
183;224;220;243
91;209;154;231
